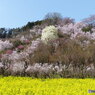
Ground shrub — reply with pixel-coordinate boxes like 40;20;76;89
41;26;58;44
6;50;13;54
82;25;93;33
12;40;23;48
24;40;30;44
28;43;51;64
17;45;24;52
17;45;24;49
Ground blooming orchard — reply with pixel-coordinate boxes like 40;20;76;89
0;22;95;77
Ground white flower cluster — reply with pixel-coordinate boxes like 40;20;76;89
41;26;58;43
0;40;13;51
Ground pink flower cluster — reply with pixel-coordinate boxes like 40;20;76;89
17;45;24;50
24;40;30;44
6;50;13;54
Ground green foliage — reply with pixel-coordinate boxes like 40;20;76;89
82;25;93;33
22;20;42;31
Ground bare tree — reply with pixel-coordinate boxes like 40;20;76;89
82;15;95;33
43;12;63;25
82;15;95;26
60;17;75;26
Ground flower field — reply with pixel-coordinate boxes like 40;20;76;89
0;77;94;95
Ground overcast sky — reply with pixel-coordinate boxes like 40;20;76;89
0;0;95;28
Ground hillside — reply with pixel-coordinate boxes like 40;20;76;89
0;14;95;78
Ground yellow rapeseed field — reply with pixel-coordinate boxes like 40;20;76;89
0;76;95;95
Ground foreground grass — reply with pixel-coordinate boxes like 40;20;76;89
0;76;94;95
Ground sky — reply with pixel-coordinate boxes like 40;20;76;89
0;0;95;28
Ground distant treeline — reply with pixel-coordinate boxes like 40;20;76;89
0;20;42;38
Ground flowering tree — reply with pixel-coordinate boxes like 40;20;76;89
41;26;58;44
82;15;95;26
0;40;13;51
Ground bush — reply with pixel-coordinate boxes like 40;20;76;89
28;43;51;64
12;40;23;48
41;26;58;44
82;25;93;33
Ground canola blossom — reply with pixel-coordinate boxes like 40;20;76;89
0;77;95;95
